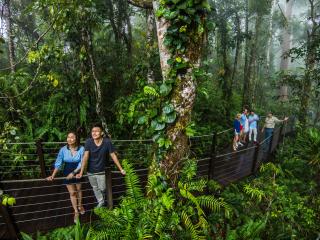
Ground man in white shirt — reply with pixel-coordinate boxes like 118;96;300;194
261;112;288;151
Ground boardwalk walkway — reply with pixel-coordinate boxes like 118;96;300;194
0;121;294;239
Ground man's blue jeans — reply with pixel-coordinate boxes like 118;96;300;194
264;128;274;152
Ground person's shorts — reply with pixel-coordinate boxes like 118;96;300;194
234;130;240;135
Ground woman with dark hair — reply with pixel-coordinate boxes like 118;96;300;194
46;131;85;223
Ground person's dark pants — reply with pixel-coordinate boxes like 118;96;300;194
264;128;274;152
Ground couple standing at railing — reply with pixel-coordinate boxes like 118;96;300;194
46;123;126;223
233;108;288;151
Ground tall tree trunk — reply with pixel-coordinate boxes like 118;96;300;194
82;29;109;134
152;1;205;184
242;0;250;107
146;9;156;84
152;2;171;80
219;20;232;120
279;0;294;101
5;0;15;73
243;14;261;108
231;13;241;87
122;0;133;58
266;0;277;76
299;0;317;125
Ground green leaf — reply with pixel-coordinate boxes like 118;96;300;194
157;138;165;147
164;112;177;123
160;83;172;96
2;197;7;206
138;116;147;125
144;86;159;97
162;104;174;114
176;62;188;69
164;139;172;149
7;197;16;206
175;57;182;63
148;108;158;118
9;129;16;136
186;124;196;137
151;120;166;131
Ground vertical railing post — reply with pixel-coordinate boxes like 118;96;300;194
36;139;46;178
0;191;20;239
208;132;217;180
251;143;260;174
105;167;113;209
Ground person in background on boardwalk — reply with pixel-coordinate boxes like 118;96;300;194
240;108;249;144
233;113;242;151
248;110;259;144
76;123;126;208
46;131;85;223
261;112;288;150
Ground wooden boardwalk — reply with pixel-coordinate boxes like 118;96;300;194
0;122;294;239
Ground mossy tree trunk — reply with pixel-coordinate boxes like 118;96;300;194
152;1;206;184
129;0;207;185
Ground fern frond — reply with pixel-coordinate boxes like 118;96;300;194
260;162;282;176
154;206;167;236
180;159;197;181
123;160;144;203
243;184;265;202
185;179;207;192
146;172;168;198
197;195;232;218
128;98;145;118
239;219;266;238
144;86;159;97
180;187;205;217
181;210;206;240
90;227;122;240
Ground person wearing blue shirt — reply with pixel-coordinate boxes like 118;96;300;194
46;131;85;223
248;110;259;144
240;108;249;143
233;113;241;151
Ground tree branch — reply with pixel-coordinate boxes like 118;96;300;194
127;0;153;9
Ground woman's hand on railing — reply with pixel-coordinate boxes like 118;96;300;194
46;175;54;181
66;173;74;180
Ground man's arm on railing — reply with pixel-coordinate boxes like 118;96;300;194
76;151;89;178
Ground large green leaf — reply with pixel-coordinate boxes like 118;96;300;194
160;83;172;96
162;104;174;114
151;120;166;131
164;112;177;123
138;116;147;125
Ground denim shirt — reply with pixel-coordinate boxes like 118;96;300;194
54;145;85;170
249;114;259;129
